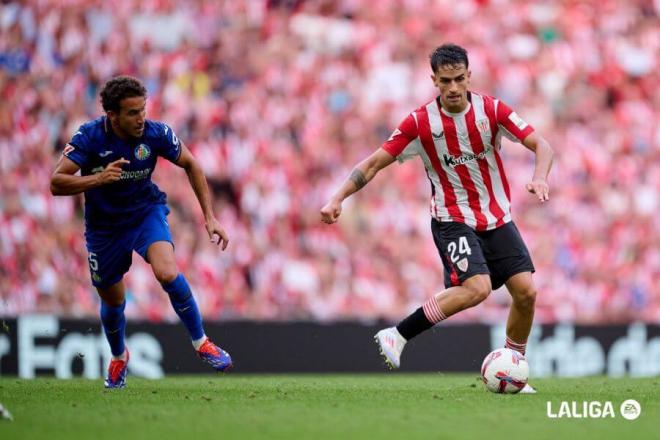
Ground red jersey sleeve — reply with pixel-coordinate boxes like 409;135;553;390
382;113;419;157
496;100;534;142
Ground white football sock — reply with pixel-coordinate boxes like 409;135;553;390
112;350;128;361
192;335;208;350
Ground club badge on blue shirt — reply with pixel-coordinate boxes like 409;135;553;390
135;144;151;160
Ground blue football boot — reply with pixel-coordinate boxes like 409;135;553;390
104;349;129;389
197;339;232;372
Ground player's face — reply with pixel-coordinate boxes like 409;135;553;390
432;64;471;113
108;96;146;139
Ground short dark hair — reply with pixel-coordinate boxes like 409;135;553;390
100;76;147;113
429;43;469;73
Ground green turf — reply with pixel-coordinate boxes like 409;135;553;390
0;374;657;440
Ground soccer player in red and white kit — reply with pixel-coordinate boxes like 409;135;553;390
320;43;553;393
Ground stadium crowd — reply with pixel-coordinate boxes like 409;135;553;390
1;0;658;324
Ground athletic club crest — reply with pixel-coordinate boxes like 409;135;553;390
476;119;489;133
457;258;469;272
135;144;151;160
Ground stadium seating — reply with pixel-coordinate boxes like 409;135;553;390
0;0;657;323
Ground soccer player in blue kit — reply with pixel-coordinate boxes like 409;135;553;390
50;76;232;388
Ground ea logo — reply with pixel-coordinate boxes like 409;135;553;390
619;399;641;420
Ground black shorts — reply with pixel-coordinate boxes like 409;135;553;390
431;219;535;290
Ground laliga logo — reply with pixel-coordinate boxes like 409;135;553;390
546;399;641;419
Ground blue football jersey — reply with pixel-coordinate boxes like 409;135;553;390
64;116;182;229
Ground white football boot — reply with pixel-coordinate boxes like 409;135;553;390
374;327;407;369
519;383;537;394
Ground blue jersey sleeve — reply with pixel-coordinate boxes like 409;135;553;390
156;123;182;163
63;127;92;168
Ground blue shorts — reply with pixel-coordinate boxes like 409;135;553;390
85;204;173;288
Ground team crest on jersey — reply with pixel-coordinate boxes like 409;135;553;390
457;258;469;272
135;144;151;160
476;119;489;133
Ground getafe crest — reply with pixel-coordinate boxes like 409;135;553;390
135;144;151;160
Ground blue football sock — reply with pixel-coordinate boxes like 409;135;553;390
100;301;126;357
162;274;205;341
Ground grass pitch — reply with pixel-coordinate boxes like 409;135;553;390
0;374;657;440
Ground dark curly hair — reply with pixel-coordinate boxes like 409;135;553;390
100;76;147;113
429;43;469;73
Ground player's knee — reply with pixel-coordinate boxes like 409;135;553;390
513;286;537;310
154;266;178;285
101;296;125;307
465;277;492;306
97;282;125;307
468;287;491;306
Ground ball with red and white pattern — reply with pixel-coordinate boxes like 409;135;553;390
480;348;529;394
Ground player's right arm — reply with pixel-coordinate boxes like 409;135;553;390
320;112;419;224
50;156;129;196
320;148;396;224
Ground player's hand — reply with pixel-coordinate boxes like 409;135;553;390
97;158;130;185
320;198;342;224
205;217;229;250
525;178;549;203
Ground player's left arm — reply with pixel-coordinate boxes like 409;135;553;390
175;142;229;250
521;132;554;203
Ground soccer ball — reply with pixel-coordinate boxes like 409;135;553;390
480;348;529;394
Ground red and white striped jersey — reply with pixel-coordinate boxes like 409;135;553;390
382;91;534;231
